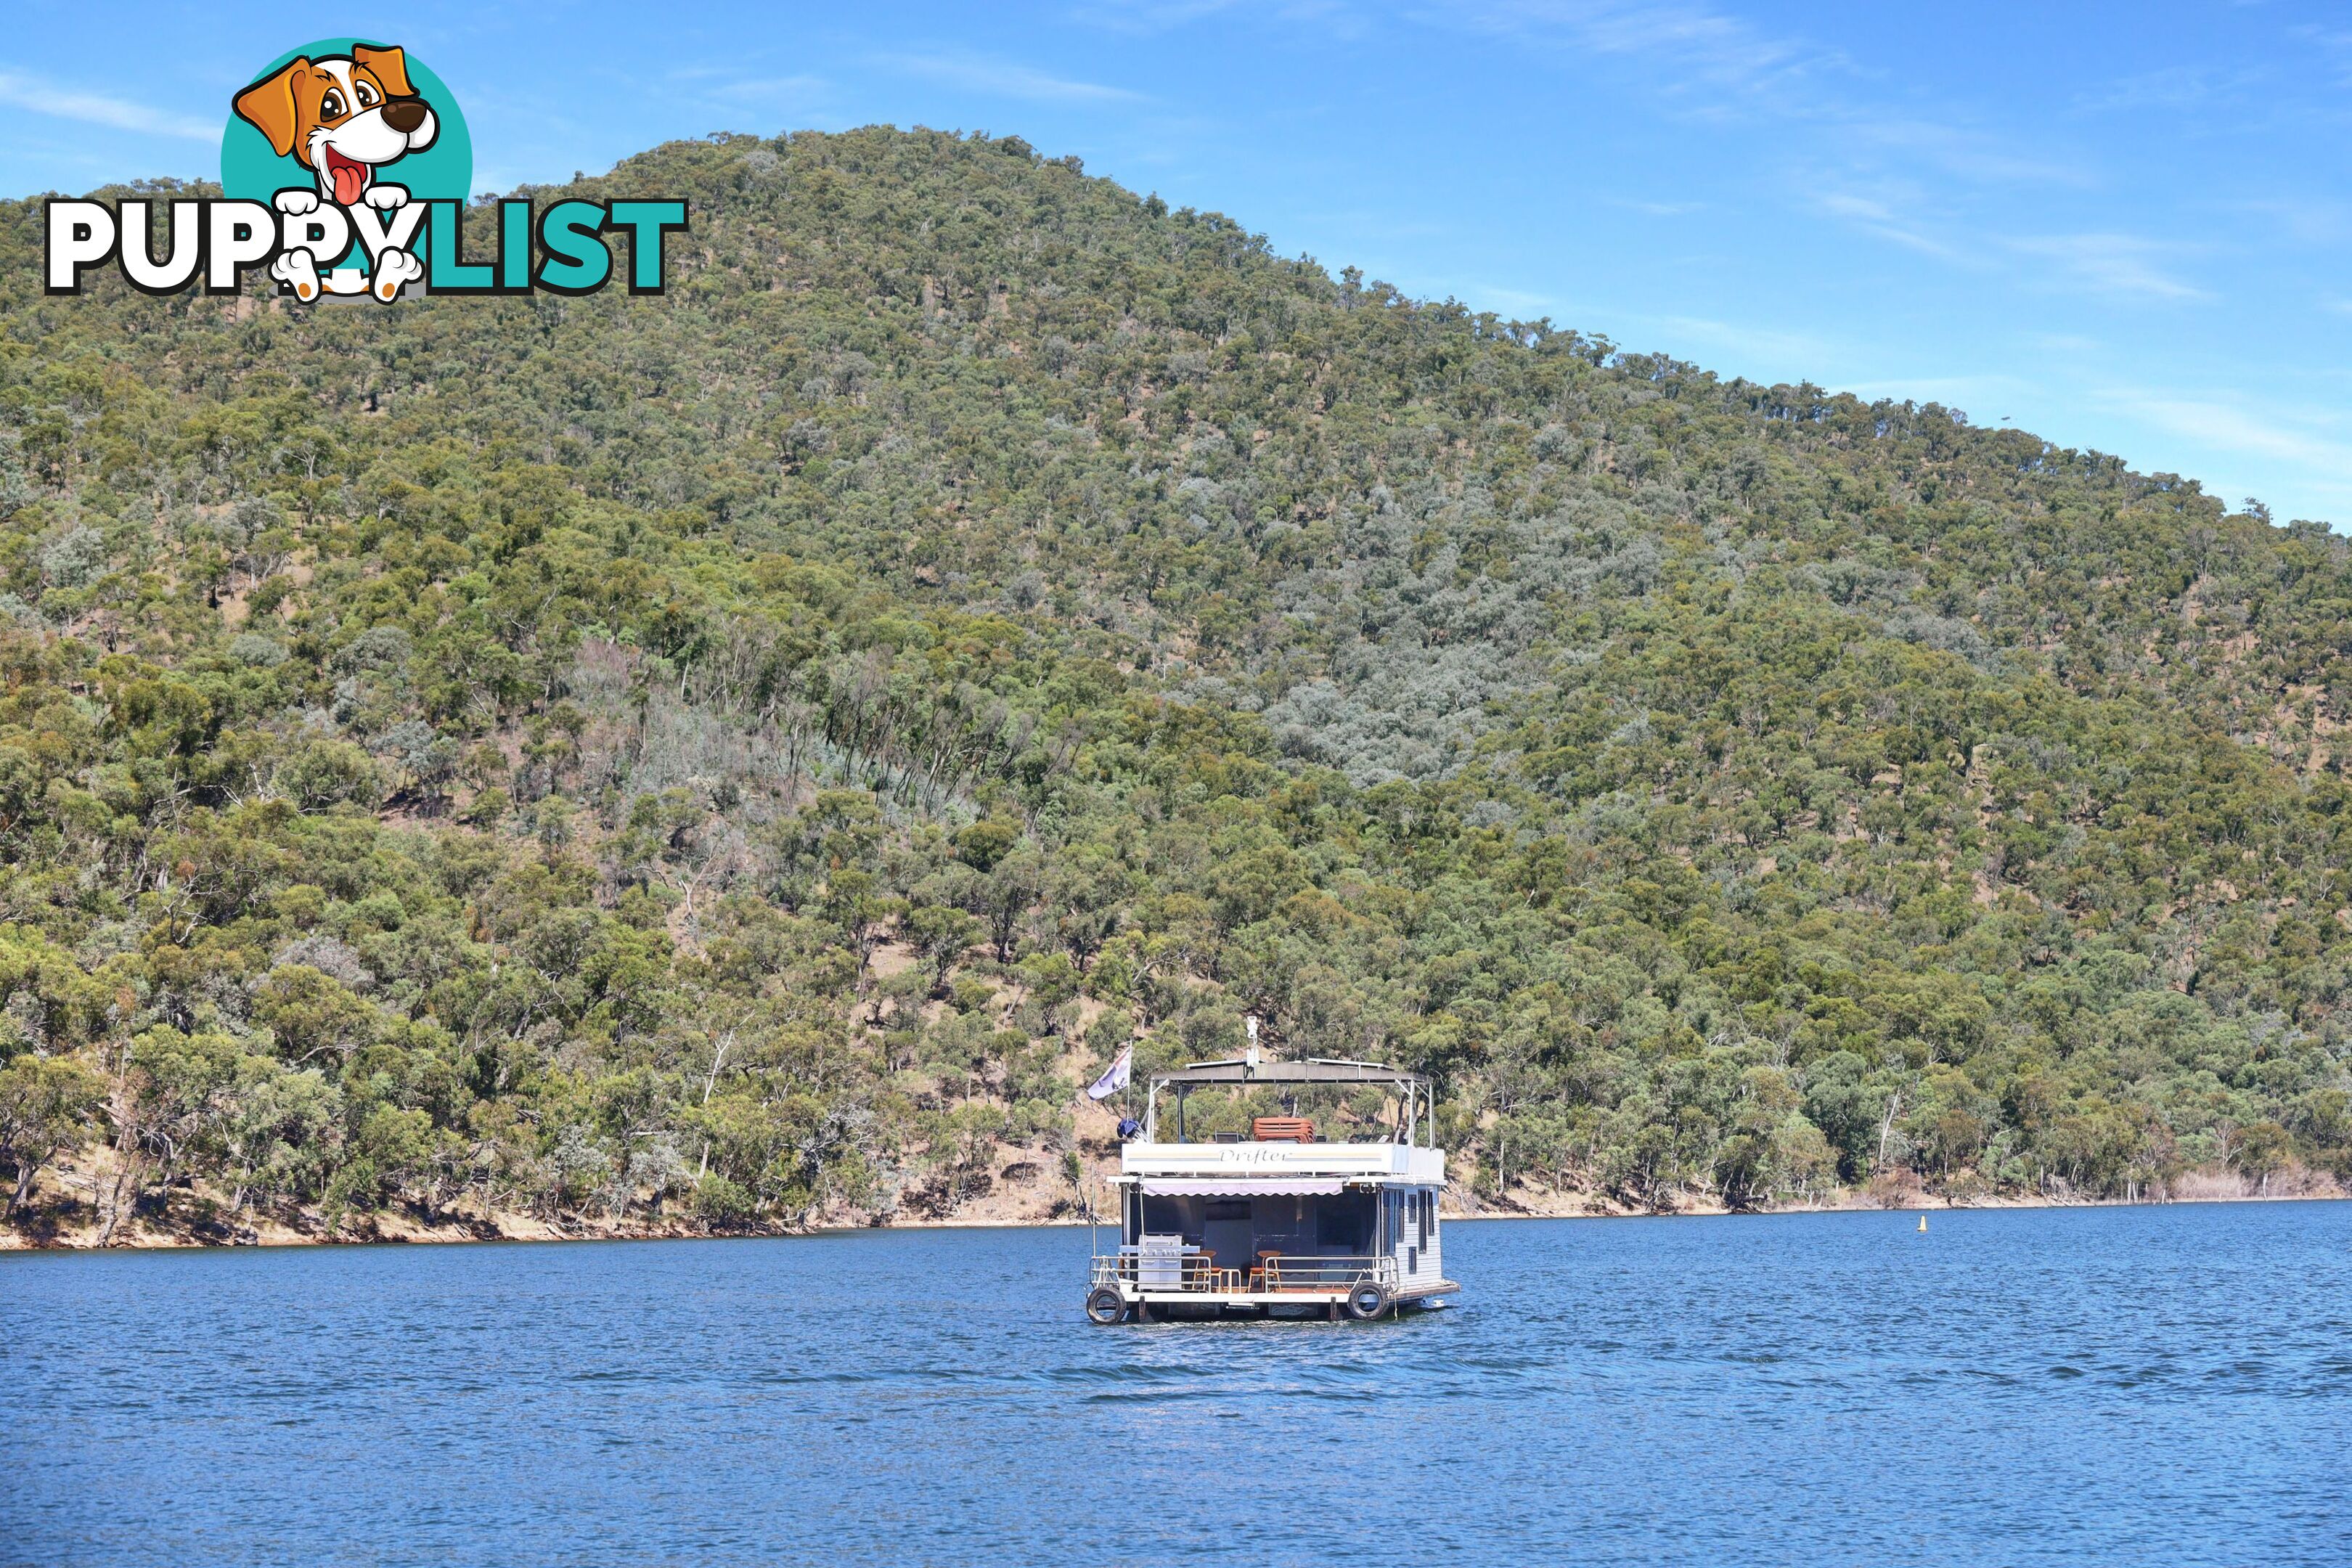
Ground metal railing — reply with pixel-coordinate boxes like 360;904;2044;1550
1090;1252;1400;1296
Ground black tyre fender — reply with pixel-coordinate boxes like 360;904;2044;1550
1344;1281;1392;1321
1085;1286;1127;1325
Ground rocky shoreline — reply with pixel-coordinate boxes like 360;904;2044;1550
5;1154;2340;1251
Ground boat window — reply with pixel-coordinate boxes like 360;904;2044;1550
1418;1192;1432;1248
1316;1204;1365;1250
1204;1199;1250;1222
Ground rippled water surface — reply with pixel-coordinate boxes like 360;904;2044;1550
7;1203;2352;1566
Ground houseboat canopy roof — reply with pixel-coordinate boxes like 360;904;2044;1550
1151;1056;1427;1088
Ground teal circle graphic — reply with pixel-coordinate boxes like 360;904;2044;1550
220;38;472;205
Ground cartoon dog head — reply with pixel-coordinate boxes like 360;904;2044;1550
233;44;437;207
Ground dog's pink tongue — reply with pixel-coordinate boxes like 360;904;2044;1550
330;162;366;206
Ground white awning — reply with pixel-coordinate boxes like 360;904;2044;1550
1138;1177;1349;1197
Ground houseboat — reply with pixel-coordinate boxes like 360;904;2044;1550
1085;1051;1460;1323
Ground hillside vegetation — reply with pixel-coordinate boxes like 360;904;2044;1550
3;127;2350;1243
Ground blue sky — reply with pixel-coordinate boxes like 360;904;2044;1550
7;1;2351;523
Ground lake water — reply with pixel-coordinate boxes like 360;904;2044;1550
5;1202;2350;1567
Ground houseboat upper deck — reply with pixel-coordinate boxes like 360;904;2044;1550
1085;1051;1461;1323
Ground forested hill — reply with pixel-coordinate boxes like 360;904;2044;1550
2;126;2349;1245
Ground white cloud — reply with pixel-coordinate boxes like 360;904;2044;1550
1465;282;1558;315
1807;188;1962;259
1071;1;1354;36
877;52;1144;103
698;73;834;111
1291;208;1451;241
2229;195;2352;248
1654;313;1839;367
2073;63;2262;115
2112;394;2352;473
0;70;216;143
1437;0;1830;105
2292;25;2352;89
2009;234;2205;301
1845;116;2089;187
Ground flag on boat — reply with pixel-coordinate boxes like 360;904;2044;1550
1087;1045;1133;1101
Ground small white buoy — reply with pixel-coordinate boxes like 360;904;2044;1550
1917;1214;1929;1233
